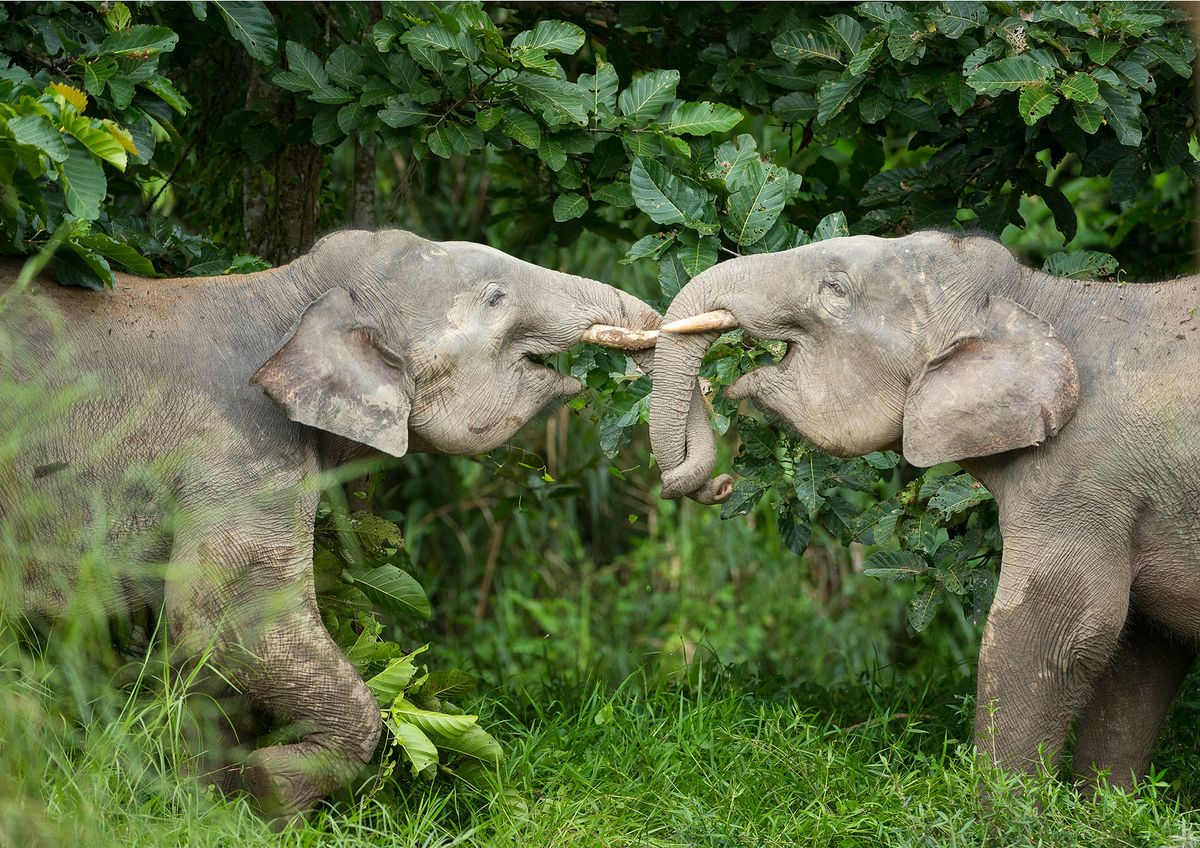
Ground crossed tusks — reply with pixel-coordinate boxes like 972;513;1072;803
580;309;738;350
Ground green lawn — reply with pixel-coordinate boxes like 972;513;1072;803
5;646;1199;848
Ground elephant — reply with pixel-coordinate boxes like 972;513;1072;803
0;228;723;820
648;230;1200;788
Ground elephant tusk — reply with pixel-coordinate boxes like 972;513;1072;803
580;324;660;351
660;309;739;334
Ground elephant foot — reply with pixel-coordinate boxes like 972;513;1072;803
240;744;337;828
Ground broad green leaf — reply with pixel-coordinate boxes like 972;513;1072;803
721;479;765;519
379;95;432;128
657;250;688;299
862;550;927;581
511;20;585;55
628;158;717;233
676;230;718;277
617;69;679;121
274;40;328;92
1073;100;1104;134
1086;38;1121;65
725;161;786;247
59;144;106;220
816;75;865;123
1042;250;1119;280
777;505;811;556
943;74;975;115
82;57;117;96
336;101;364;133
511;73;588;126
537;136;567;170
578;60;618;115
710;134;761;190
1142;41;1192;78
60;112;127;170
552;192;587;222
857;89;891;124
55;242;114;290
427;123;484;158
966;55;1052;94
141;76;190;113
1100;84;1142;146
773;91;817;122
213;1;277;63
1018;85;1059;126
1059;73;1099;103
400;23;479;62
76;232;154;275
591;181;633;208
667;101;742;135
827;14;865;55
392;699;478;737
621;233;674;264
908;583;943;631
926;474;991;515
367;653;420;703
372;19;404;52
930;1;986;38
419;669;479;700
431;724;503;764
772;30;843;65
326;44;364;87
813;211;849;241
351;564;431;619
498;107;540;149
389;721;439;776
91;24;178;57
7;115;68;163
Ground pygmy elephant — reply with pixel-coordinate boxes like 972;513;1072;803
649;230;1200;787
0;228;718;819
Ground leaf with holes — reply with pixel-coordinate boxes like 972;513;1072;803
1042;250;1119;280
1018;85;1059;126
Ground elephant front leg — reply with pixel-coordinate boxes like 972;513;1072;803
974;529;1132;774
168;530;381;823
1072;615;1193;790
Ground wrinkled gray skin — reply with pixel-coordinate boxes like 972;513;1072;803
651;231;1200;788
1;228;721;820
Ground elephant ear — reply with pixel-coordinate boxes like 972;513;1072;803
902;296;1079;467
251;287;412;457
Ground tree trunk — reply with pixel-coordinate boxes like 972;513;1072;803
242;65;322;265
351;133;376;229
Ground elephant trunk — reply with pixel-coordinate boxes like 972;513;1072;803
649;263;743;503
568;275;732;504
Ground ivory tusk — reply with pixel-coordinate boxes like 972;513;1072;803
580;324;660;350
660;309;739;334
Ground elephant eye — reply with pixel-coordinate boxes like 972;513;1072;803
821;277;847;297
485;286;507;307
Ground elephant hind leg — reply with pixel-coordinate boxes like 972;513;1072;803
1072;615;1193;790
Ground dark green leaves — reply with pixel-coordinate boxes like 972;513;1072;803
211;1;278;63
629;158;718;234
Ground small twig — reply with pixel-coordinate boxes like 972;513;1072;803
142;134;199;214
473;518;508;623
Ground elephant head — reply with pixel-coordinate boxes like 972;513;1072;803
251;229;730;500
649;231;1080;498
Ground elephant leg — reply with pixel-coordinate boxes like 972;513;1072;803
974;525;1131;774
166;524;381;823
1072;615;1193;790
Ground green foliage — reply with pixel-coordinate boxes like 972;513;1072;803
0;2;268;286
313;502;502;787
